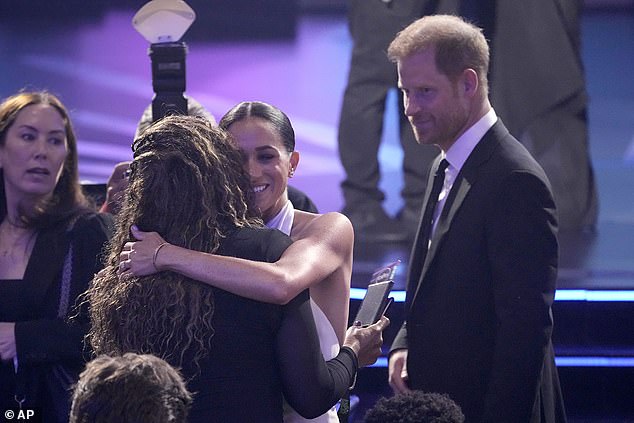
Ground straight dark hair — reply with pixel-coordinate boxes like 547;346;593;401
219;101;296;153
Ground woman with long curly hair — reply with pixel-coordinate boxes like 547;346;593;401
120;101;364;423
87;115;386;423
0;91;112;421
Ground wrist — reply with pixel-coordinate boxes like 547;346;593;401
342;340;360;357
152;242;170;271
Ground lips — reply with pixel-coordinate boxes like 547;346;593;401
27;167;51;175
411;116;432;127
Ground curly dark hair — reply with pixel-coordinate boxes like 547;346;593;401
70;353;192;423
364;391;465;423
87;115;261;369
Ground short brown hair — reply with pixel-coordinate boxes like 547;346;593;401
388;15;490;95
70;353;192;423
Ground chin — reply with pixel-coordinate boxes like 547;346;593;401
21;183;55;196
256;200;272;217
414;134;432;146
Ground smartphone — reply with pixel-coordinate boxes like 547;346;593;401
354;280;394;327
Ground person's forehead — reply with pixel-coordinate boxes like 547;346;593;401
13;104;65;130
397;51;444;85
229;117;285;149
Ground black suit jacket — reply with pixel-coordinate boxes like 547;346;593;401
391;120;566;422
0;212;112;422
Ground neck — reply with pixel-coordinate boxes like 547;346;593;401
1;216;33;232
263;191;289;224
3;204;28;228
3;194;46;230
466;95;491;128
0;216;38;278
3;182;51;222
476;98;492;121
3;200;33;228
440;100;492;153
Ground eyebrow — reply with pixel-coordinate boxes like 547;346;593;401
17;124;65;136
253;145;279;152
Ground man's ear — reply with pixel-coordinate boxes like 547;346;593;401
462;68;479;97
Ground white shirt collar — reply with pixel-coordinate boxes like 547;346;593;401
444;108;497;172
265;199;295;236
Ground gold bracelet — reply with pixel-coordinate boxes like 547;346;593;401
152;242;169;271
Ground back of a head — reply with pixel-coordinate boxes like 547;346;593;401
364;391;465;423
387;14;490;95
129;114;258;249
88;115;259;374
70;353;192;423
134;96;216;140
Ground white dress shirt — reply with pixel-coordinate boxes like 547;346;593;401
431;108;498;236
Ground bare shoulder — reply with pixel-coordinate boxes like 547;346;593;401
293;210;353;239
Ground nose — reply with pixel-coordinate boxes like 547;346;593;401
404;94;419;117
247;157;262;178
33;136;49;159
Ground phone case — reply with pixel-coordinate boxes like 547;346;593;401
354;280;394;326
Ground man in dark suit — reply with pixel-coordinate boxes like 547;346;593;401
386;15;566;422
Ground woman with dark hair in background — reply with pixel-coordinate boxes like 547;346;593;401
89;115;387;423
0;91;112;422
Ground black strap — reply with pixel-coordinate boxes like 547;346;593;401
337;391;350;423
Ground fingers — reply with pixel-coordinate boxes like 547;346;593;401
130;225;164;244
119;248;136;265
388;350;410;394
117;260;136;281
119;259;130;274
131;225;143;240
374;315;390;331
389;372;410;394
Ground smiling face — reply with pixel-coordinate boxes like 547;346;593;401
0;104;69;205
398;48;471;152
226;116;299;222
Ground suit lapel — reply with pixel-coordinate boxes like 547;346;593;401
426;176;471;265
22;221;71;315
406;156;443;292
408;120;509;311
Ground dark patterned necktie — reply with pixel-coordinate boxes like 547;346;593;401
409;159;450;291
419;158;449;248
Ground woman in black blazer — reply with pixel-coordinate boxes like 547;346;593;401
0;91;112;422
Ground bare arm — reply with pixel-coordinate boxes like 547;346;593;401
120;213;353;305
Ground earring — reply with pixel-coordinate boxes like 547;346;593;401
289;168;295;178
